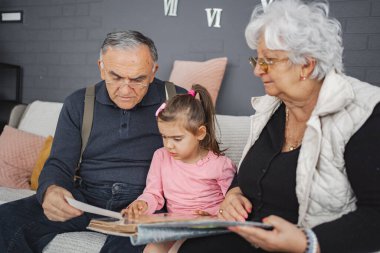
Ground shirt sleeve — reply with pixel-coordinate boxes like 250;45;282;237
36;91;83;204
217;157;237;196
313;103;380;253
137;150;166;214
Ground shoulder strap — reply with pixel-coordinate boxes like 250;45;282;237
79;85;95;167
76;82;174;175
164;81;177;100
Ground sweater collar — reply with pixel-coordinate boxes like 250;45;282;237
249;70;354;117
312;70;354;117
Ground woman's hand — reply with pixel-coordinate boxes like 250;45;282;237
229;215;314;253
121;200;148;219
218;187;252;222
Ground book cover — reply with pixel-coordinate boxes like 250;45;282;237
65;196;272;245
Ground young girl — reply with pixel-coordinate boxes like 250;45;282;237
122;84;236;253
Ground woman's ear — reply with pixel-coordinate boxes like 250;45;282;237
196;125;207;141
301;58;316;79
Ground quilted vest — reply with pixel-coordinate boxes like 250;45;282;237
239;70;380;228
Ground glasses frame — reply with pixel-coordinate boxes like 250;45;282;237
249;56;289;74
101;61;151;90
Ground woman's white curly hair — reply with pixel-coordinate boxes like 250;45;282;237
246;0;343;80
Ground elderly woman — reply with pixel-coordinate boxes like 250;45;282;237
178;0;380;253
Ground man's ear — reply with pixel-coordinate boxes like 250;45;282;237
149;63;159;83
196;125;207;141
98;60;106;80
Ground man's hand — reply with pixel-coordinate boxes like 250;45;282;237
121;200;148;219
42;185;83;221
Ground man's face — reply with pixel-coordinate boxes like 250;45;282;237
98;45;158;110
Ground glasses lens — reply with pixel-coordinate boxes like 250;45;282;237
260;60;269;73
250;57;269;73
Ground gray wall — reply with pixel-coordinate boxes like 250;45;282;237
0;0;379;115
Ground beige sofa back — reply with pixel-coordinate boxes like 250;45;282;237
10;100;251;166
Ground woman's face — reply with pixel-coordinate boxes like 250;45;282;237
253;37;314;103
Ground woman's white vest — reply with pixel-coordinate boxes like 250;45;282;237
239;70;380;228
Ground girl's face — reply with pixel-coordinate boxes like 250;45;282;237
157;119;206;164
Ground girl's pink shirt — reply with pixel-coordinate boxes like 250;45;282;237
137;148;237;215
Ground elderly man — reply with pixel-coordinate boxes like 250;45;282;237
0;31;185;253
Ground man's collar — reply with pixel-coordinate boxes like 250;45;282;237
95;78;163;109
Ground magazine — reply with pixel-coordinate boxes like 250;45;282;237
65;196;273;245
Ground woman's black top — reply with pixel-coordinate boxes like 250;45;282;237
235;102;380;252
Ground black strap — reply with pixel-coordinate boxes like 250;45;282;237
76;81;176;176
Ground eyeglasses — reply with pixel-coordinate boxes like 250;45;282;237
101;62;150;89
249;56;289;74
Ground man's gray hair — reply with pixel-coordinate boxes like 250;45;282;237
245;0;343;80
99;30;158;62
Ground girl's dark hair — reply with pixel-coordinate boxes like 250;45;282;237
157;84;223;156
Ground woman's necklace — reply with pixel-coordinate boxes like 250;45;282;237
285;107;305;151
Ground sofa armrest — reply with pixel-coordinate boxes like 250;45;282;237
9;104;27;128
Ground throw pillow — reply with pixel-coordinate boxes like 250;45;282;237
30;135;53;190
0;126;46;189
168;57;228;105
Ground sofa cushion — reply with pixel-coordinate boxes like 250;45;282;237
30;135;53;190
0;186;35;204
0;126;46;189
169;57;228;105
18;100;63;137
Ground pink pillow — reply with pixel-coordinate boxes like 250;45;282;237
168;57;228;105
0;126;46;189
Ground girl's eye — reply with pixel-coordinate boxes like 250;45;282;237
174;138;182;141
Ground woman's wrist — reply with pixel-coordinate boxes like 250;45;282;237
225;187;242;198
301;228;318;253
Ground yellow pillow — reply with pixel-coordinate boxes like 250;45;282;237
30;135;53;190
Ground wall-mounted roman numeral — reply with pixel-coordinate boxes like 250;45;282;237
164;0;178;16
205;8;222;28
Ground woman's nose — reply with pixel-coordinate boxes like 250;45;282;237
253;63;265;77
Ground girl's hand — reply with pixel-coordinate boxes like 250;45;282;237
193;210;212;216
218;187;252;222
229;215;313;253
121;200;148;219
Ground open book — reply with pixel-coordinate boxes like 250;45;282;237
65;197;272;245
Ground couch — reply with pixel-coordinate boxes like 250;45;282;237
0;100;251;252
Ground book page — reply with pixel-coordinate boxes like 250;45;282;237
65;196;123;219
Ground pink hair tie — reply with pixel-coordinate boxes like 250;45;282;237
155;103;166;117
188;89;196;97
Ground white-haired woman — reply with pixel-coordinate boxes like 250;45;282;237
178;0;380;252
